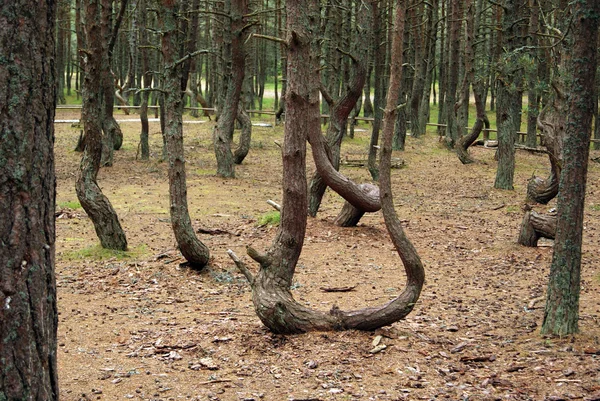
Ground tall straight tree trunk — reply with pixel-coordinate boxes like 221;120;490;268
541;0;600;336
138;0;152;160
77;0;128;250
0;0;58;398
367;0;386;180
494;0;523;190
444;0;462;148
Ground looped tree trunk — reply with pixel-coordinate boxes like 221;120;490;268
527;83;566;203
229;0;423;334
456;83;489;164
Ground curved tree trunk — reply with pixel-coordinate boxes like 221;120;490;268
526;85;566;204
233;104;252;164
518;210;556;247
77;0;127;251
213;0;249;178
160;0;210;269
456;82;489;164
0;0;59;397
307;37;369;217
230;0;423;334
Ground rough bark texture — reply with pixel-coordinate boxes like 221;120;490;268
100;0;124;166
456;83;489;164
542;0;599;336
76;0;128;251
517;210;557;247
494;0;523;190
367;0;385;180
233;105;252;164
160;0;210;269
527;87;566;204
213;0;249;178
138;0;152;160
307;23;369;218
233;0;423;334
0;0;59;399
443;0;462;148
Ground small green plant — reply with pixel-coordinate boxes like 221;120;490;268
257;211;280;227
63;244;149;261
58;200;81;209
506;205;520;213
590;204;600;211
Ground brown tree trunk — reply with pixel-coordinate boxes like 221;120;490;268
233;105;252;164
77;0;128;251
518;210;556;247
456;83;489;164
213;0;249;178
138;0;152;160
160;0;210;269
0;0;59;398
542;0;599;336
231;0;423;334
100;0;125;166
307;35;369;217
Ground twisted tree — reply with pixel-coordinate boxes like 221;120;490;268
229;0;424;334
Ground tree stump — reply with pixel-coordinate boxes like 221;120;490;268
518;210;557;247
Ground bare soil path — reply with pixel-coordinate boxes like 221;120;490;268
55;110;600;401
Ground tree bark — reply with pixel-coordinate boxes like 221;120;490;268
0;1;59;398
517;210;556;247
138;0;152;160
213;0;249;178
307;26;369;218
77;0;128;251
233;105;252;164
494;0;524;190
542;0;599;336
231;0;423;334
160;0;210;269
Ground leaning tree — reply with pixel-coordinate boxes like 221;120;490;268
159;0;210;269
76;0;128;251
228;0;424;334
0;0;59;397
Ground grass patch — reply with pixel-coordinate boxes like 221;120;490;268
58;200;82;209
257;210;280;227
590;204;600;211
63;244;150;261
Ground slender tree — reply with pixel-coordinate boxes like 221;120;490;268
76;0;128;250
0;0;59;398
159;0;210;268
541;0;600;336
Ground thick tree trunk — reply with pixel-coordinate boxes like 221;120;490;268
213;0;249;178
0;1;58;398
77;0;128;251
494;0;523;190
518;210;556;247
160;0;210;269
443;0;461;148
527;86;566;204
232;0;423;334
542;1;599;336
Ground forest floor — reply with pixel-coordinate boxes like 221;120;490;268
54;109;600;401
